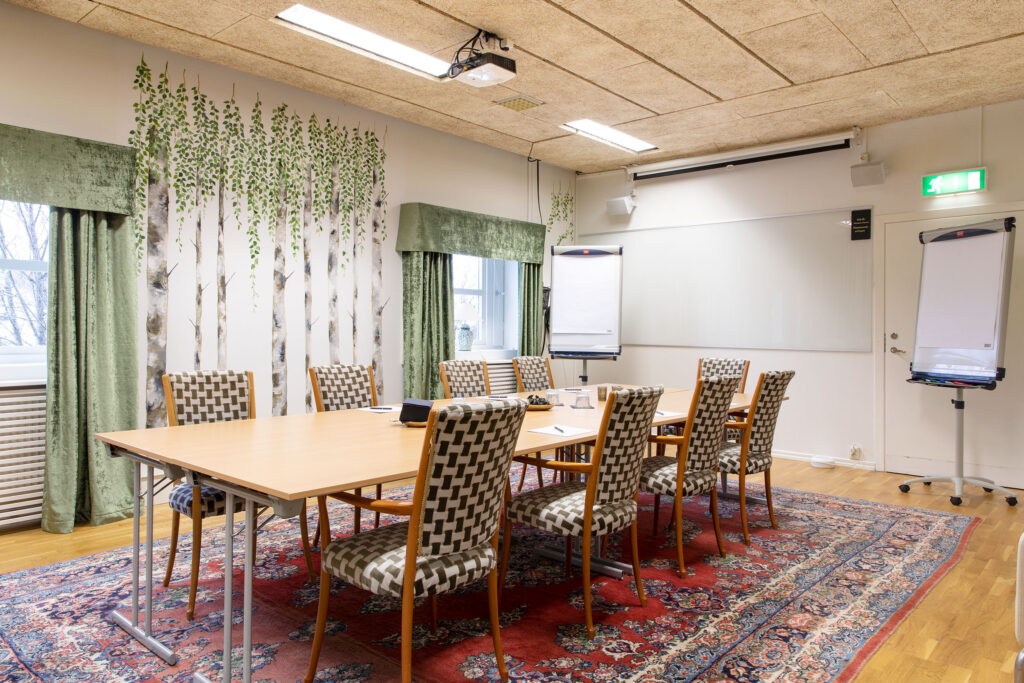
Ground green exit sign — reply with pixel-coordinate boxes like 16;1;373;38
922;168;986;196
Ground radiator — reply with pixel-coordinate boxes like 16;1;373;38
0;384;46;530
487;360;519;394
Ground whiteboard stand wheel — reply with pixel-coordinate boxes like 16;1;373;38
983;487;993;493
898;484;910;493
950;496;962;506
1008;497;1018;507
923;481;931;486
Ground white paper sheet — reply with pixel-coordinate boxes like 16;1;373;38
528;425;592;437
654;410;683;419
358;405;397;412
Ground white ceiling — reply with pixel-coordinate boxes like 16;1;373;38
14;0;1024;172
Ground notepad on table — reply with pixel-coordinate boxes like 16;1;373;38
359;405;397;412
528;425;591;437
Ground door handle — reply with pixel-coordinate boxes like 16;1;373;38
890;346;906;354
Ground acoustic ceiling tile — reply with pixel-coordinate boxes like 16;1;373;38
687;0;818;35
814;0;927;66
98;0;249;37
616;103;742;140
590;61;716;114
744;89;901;141
740;13;873;82
892;0;1024;53
529;133;641;173
555;0;789;99
7;0;97;22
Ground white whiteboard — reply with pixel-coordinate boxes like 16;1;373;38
593;209;872;352
911;219;1015;381
549;246;622;355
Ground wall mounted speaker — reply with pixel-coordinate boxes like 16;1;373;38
850;161;886;187
606;195;635;215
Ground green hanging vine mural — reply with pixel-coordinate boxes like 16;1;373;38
128;56;389;424
547;188;575;245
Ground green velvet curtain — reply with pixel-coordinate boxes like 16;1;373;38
402;251;454;399
519;262;544;356
397;203;545;264
42;208;138;534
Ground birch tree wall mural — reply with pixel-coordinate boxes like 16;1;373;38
128;57;389;424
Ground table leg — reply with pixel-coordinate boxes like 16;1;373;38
194;492;234;683
243;499;254;683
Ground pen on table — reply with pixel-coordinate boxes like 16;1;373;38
655;410;665;416
554;426;564;433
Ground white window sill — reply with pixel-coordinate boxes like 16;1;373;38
0;363;46;387
455;348;518;361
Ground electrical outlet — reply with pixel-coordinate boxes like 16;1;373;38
849;445;862;460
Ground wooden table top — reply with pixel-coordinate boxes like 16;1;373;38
96;387;752;502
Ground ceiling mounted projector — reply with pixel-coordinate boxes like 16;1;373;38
448;29;516;87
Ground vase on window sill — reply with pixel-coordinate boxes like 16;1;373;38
456;323;474;352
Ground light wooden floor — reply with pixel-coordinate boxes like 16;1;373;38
1;459;1020;681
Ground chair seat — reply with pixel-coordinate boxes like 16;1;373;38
506;481;635;538
168;484;247;518
322;521;496;599
719;444;773;474
639;456;718;497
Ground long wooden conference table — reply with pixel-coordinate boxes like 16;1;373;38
96;386;753;683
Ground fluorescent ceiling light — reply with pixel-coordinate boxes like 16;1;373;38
276;4;449;79
561;119;656;153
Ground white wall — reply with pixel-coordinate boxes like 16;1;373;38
576;100;1024;469
0;1;575;415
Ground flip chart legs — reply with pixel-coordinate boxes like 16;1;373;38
111;459;177;665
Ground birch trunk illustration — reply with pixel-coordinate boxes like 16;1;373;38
327;159;341;364
216;166;227;370
192;183;203;370
370;165;385;399
350;211;359;365
145;137;169;428
302;163;313;410
271;180;288;416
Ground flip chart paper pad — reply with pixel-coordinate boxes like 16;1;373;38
551;253;620;334
916;232;1002;350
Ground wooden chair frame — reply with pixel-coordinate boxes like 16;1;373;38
723;372;779;544
500;390;648;639
308;364;384;537
438;360;491;399
305;408;509;683
512;356;555;392
644;378;726;577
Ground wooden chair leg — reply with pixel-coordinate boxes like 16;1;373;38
630;518;646;607
498;516;512;597
187;489;202;621
535;463;544;488
299;499;315;581
374;483;383;528
710;487;725;557
565;536;573;577
303;568;332;683
599;535;608;557
488;566;509;682
674;492;686;578
720;471;728;494
400;580;415;683
764;468;778;529
651;494;661;536
429;594;439;633
163;510;180;587
738;471;750;545
668;495;679;531
516;460;528;492
353;486;362;535
581;532;594;639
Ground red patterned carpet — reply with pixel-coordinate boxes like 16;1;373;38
0;473;976;682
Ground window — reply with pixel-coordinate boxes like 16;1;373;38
0;201;49;382
452;254;519;351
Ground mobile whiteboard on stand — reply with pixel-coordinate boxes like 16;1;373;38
549;245;622;385
898;217;1017;506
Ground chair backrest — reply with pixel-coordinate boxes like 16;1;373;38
410;399;527;557
162;370;254;426
513;356;553;392
698;357;750;393
309;364;377;411
438;359;490;399
589;385;664;506
746;370;795;454
681;375;741;473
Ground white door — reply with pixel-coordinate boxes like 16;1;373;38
883;208;1024;488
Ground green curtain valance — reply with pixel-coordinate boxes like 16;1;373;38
0;123;135;215
396;202;545;264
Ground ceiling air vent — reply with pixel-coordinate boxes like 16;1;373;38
495;95;543;112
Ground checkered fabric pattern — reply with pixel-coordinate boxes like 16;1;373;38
594;385;664;506
699;358;749;384
717;370;795;475
514;356;551;392
165;371;251;425
639;458;718;497
417;400;527;556
168;484;246;519
321;521;496;598
506;480;637;537
311;364;374;411
439;360;487;398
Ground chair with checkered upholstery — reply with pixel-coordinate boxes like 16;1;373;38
501;385;664;639
304;399;528;683
719;370;795;544
513;355;554;392
639;375;739;576
309;364;385;535
698;357;750;392
159;371;312;620
438;359;490;399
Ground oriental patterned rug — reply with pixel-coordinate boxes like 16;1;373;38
0;475;976;682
